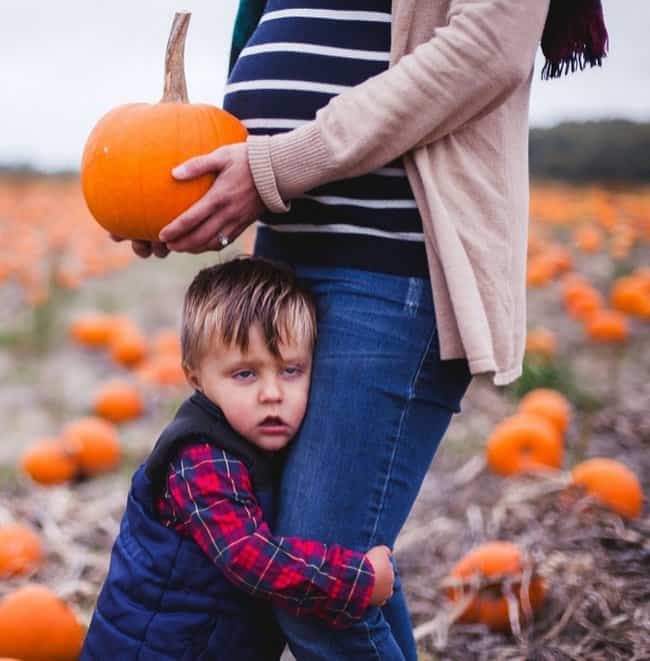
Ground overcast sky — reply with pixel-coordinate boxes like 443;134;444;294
1;0;648;171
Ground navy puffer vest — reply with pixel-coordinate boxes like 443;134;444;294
81;391;286;660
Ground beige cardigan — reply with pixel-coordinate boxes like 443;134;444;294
246;0;551;386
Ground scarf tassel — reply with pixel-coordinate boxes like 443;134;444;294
541;0;609;80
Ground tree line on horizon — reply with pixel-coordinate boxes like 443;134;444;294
1;119;649;185
529;119;650;184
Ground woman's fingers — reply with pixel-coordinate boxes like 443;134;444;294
160;148;232;243
151;241;170;258
132;240;153;258
171;147;231;181
165;206;233;253
108;233;168;258
158;187;226;244
204;222;247;252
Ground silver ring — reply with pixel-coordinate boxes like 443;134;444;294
217;233;229;248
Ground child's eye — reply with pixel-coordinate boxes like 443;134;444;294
282;366;302;377
233;369;255;380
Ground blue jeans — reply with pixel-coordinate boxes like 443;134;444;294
273;265;472;660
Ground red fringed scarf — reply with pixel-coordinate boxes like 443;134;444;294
541;0;609;79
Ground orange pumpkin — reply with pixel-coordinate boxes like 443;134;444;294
152;328;182;356
526;254;556;287
544;244;572;274
0;525;43;578
561;277;593;304
0;585;84;661
571;458;643;519
69;313;114;348
518;388;571;435
20;439;78;485
610;276;648;316
93;380;144;423
81;12;248;241
486;413;563;475
447;542;546;632
573;225;603;253
584;309;629;343
105;314;140;342
525;327;557;360
565;287;603;321
110;329;148;368
61;417;122;476
135;354;187;387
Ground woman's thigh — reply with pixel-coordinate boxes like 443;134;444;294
273;266;471;659
276;266;472;550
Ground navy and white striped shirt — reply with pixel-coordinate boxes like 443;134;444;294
223;0;428;277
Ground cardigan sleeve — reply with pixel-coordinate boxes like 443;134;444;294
246;0;550;213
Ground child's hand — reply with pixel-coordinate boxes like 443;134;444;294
365;545;394;607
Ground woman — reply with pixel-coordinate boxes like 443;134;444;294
128;1;608;657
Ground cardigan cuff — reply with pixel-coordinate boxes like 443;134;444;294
247;134;291;213
247;123;337;213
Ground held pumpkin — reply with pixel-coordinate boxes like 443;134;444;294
80;12;248;241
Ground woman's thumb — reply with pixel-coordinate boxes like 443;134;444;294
172;148;228;179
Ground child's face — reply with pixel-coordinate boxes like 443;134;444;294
185;324;313;451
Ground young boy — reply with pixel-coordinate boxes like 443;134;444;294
82;257;394;660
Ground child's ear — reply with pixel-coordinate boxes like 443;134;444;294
183;365;202;392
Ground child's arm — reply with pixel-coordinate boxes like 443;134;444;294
158;443;384;629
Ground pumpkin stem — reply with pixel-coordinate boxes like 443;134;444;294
162;11;191;103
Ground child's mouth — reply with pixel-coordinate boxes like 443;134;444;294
258;416;289;434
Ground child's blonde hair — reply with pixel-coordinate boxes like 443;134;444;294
181;257;317;371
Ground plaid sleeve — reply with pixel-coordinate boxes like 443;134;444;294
157;442;375;628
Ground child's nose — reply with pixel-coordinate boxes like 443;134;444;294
259;378;282;402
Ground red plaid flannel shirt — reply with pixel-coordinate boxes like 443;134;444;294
156;442;375;628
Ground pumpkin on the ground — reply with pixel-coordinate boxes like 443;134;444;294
81;12;247;241
69;313;114;348
518;388;572;435
109;328;148;368
486;413;563;475
571;458;643;519
152;328;182;356
92;380;144;423
0;525;43;578
135;354;187;387
525;328;557;360
447;541;546;632
61;416;122;476
584;309;629;343
0;585;84;661
20;439;78;485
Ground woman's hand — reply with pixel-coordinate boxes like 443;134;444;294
108;234;170;259
158;142;266;254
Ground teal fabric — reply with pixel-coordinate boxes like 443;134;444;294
228;0;266;76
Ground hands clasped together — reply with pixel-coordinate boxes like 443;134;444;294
111;142;266;258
